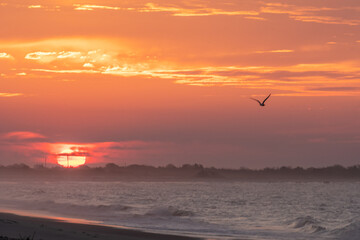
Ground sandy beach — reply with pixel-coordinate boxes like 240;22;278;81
0;212;201;240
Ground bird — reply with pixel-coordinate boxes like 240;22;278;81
250;94;271;107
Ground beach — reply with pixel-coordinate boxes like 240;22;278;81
0;212;200;240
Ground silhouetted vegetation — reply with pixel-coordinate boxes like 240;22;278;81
0;163;359;181
19;232;36;240
0;234;35;240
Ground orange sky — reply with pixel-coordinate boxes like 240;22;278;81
0;0;360;168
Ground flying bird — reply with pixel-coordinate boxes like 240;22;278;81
250;94;271;107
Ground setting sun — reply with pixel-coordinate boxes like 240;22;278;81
56;148;87;168
50;143;93;168
57;149;86;168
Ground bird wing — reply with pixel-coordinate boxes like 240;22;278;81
262;94;271;104
250;98;262;105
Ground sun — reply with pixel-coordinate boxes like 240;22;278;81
51;143;93;168
57;148;87;168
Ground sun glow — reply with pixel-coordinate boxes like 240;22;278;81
56;148;87;168
51;143;94;168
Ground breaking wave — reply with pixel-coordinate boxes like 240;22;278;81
0;198;131;218
145;206;195;217
331;220;360;240
38;201;131;217
288;216;326;233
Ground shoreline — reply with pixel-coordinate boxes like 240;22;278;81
0;211;202;240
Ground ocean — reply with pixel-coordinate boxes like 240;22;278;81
0;181;359;240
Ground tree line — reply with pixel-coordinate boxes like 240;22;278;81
0;163;359;181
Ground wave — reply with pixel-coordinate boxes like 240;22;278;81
288;216;326;233
228;199;247;206
0;198;131;218
331;220;360;240
39;201;131;216
145;206;195;217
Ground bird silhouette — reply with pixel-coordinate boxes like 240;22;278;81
250;94;271;107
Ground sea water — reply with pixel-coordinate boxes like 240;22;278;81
0;181;359;239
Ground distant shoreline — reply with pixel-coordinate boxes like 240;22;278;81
0;211;201;240
0;163;359;182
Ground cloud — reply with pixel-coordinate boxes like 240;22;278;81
290;15;360;26
0;93;23;97
67;2;360;25
25;51;82;62
25;52;57;62
27;62;360;96
0;52;12;59
24;49;114;66
168;64;360;95
57;51;81;59
71;2;259;17
28;5;43;9
2;1;360;26
83;63;94;68
32;69;97;74
2;131;46;142
3;34;360;97
45;141;168;165
101;64;152;77
244;16;267;21
140;3;259;17
310;87;360;92
255;49;294;54
73;4;122;11
261;2;360;26
107;141;155;150
57;146;91;157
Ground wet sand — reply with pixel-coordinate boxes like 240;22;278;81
0;212;201;240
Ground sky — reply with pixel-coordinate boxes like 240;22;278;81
0;0;360;168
